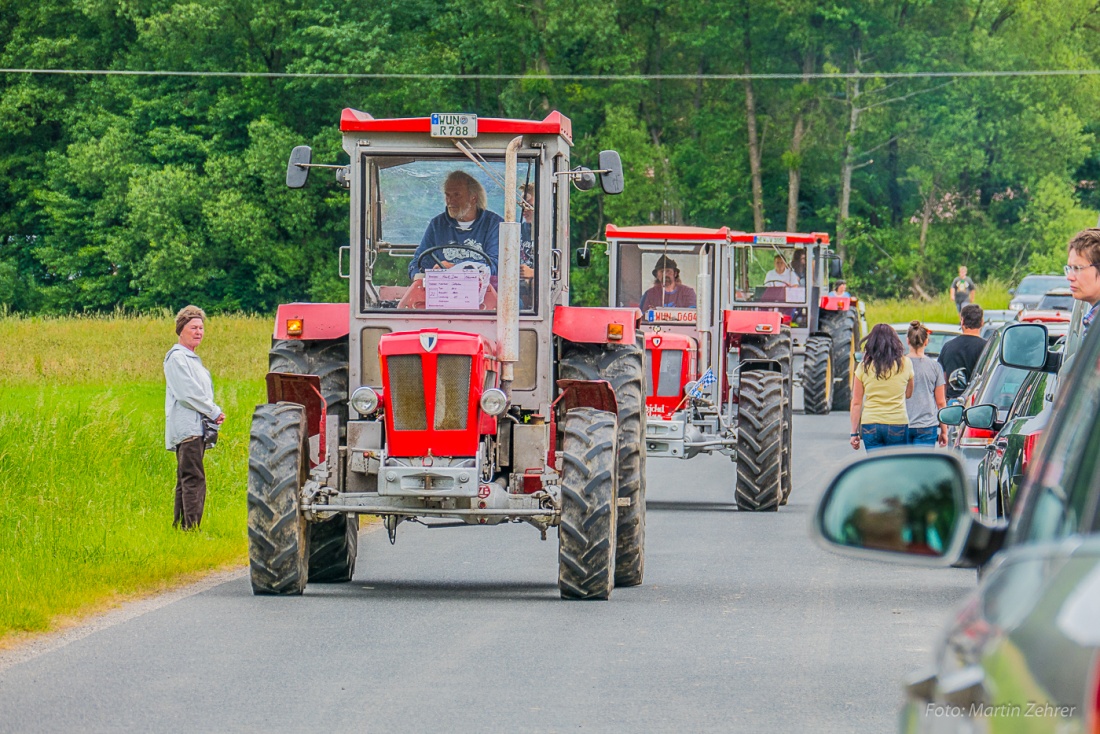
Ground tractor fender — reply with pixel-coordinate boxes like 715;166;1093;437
273;303;350;340
738;359;783;374
553;379;618;417
819;295;851;312
265;372;328;468
723;309;782;336
553;305;637;344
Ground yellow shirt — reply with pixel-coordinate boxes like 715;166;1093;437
856;357;913;425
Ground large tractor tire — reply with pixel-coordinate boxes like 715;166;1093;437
559;340;646;588
819;310;858;411
308;514;358;583
269;338;349;429
802;336;834;416
247;402;310;595
558;408;618;600
735;371;784;512
270;337;357;577
741;327;793;504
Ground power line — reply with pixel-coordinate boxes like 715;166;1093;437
2;68;1100;80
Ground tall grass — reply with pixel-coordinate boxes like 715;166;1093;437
0;314;272;641
863;277;1012;327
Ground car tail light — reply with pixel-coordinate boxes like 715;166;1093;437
959;426;996;447
1020;431;1041;477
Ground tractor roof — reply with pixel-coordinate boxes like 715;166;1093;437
729;231;830;244
339;109;573;143
604;224;737;241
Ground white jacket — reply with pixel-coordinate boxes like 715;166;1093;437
164;344;222;450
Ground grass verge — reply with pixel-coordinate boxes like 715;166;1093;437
864;277;1012;327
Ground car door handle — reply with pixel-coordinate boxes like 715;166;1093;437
940;666;986;708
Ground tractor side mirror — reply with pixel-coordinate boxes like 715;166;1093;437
576;247;591;268
828;257;843;279
570;167;596;192
286;145;312;188
598;150;625;195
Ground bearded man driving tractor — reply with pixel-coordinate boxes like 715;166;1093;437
639;255;697;310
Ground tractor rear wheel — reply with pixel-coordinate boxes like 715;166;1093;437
269;338;349;429
247;402;310;595
819;310;857;412
802;336;834;416
307;514;358;583
735;371;784;512
559;341;646;588
741;327;793;503
558;407;618;600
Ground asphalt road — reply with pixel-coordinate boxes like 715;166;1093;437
0;412;975;733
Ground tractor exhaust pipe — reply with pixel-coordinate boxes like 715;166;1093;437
497;136;523;394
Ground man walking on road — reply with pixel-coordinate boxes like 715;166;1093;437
1066;229;1100;335
938;303;985;400
950;265;977;314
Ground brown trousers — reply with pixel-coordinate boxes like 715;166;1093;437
174;437;206;530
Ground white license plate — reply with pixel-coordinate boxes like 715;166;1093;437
646;309;697;323
430;113;477;138
754;234;787;245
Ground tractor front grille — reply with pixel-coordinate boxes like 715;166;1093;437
435;355;471;430
387;355;427;431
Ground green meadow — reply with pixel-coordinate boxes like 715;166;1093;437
0;314;271;642
863;278;1012;328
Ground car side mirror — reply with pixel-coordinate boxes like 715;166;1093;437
938;405;964;426
963;404;996;430
1000;322;1060;373
598;150;624;195
814;452;970;565
828;257;843;279
286;145;312;188
1008;287;1016;295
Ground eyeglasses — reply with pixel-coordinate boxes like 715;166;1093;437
1064;263;1099;276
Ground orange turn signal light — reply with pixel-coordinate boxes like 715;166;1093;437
755;324;774;333
286;318;304;336
607;324;624;341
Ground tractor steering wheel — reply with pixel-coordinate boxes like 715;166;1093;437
763;279;789;287
415;244;493;274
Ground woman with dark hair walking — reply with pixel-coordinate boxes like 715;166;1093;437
905;321;947;446
850;323;914;451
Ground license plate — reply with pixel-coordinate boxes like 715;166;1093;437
754;234;787;245
430;113;477;138
646;309;697;323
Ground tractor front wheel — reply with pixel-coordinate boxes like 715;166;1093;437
558;407;618;600
247;402;310;595
735;371;785;512
308;514;358;583
741;327;793;504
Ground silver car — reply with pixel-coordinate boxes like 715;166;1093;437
813;320;1100;733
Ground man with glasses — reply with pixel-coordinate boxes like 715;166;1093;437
1066;229;1100;334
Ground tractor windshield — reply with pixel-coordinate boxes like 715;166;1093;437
361;156;539;313
614;242;705;324
732;245;807;304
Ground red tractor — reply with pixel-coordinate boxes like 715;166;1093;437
603;227;859;511
248;110;646;600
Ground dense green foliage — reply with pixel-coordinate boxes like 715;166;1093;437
3;0;1100;312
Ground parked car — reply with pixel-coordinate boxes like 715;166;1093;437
979;309;1016;341
973;367;1058;522
890;321;962;357
1007;273;1070;313
813;319;1100;734
943;326;1030;491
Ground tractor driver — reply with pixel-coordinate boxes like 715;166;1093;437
763;254;800;287
639;255;697;311
408;171;503;281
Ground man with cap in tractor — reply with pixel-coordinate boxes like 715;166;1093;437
639;254;698;311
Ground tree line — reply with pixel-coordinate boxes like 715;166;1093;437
3;0;1099;313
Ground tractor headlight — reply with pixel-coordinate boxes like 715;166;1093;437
479;388;508;416
351;386;380;416
683;381;698;396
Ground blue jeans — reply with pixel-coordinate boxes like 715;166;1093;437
861;424;909;451
908;426;938;446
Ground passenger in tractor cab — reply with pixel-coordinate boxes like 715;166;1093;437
791;249;807;286
639;255;697;310
519;183;535;279
400;171;503;310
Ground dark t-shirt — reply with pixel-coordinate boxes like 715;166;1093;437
937;334;986;398
640;284;697;310
951;276;975;303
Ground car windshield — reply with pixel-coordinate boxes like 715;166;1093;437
1036;293;1074;311
732;246;807;303
1016;276;1069;296
615;242;705;323
926;332;958;356
361;156;539;313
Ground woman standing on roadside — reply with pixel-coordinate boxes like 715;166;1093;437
164;305;224;530
850;323;914;451
905;321;947;446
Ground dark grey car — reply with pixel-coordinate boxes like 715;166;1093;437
1007;274;1069;313
813;320;1100;733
